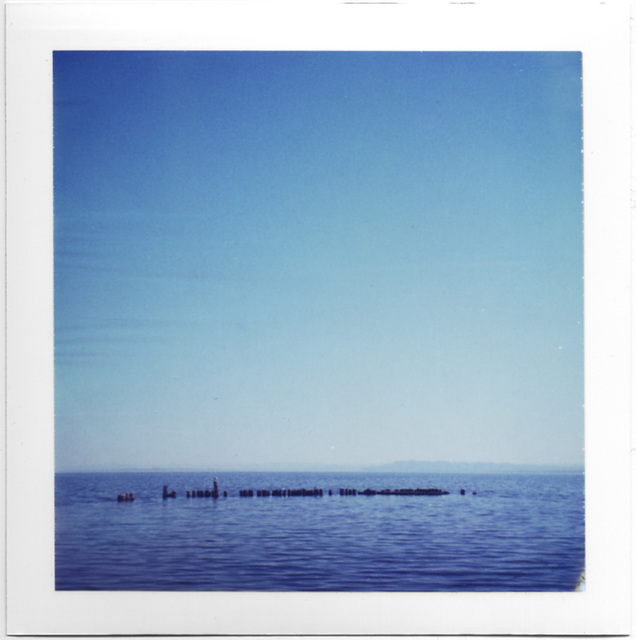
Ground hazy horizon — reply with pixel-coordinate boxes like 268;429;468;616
54;52;583;473
56;459;585;475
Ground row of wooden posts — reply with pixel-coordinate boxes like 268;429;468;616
239;487;476;497
341;487;451;496
241;488;325;497
240;488;456;497
151;483;475;500
187;488;229;498
163;479;225;499
119;481;477;501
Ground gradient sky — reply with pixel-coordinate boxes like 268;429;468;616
53;51;583;472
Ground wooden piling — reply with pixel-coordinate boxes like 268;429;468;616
235;485;449;500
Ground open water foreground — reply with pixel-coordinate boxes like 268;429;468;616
55;471;584;591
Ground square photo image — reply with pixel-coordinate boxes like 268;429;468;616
54;51;584;592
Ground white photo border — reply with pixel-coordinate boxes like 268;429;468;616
5;0;632;635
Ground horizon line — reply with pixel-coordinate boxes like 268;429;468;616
55;460;585;474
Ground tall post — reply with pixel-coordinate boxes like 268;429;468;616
213;477;220;499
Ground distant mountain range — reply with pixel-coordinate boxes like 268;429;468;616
362;460;583;475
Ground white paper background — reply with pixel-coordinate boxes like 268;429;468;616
5;0;632;636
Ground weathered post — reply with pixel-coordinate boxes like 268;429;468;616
213;477;220;499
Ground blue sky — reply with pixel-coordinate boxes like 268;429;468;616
54;51;583;472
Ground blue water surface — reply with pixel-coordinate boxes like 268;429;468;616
55;471;584;591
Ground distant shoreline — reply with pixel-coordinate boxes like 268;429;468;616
55;462;585;475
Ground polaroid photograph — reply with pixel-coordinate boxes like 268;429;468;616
5;0;632;636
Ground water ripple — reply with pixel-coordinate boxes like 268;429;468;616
56;471;585;591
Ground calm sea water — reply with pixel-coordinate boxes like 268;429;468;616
55;471;584;591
